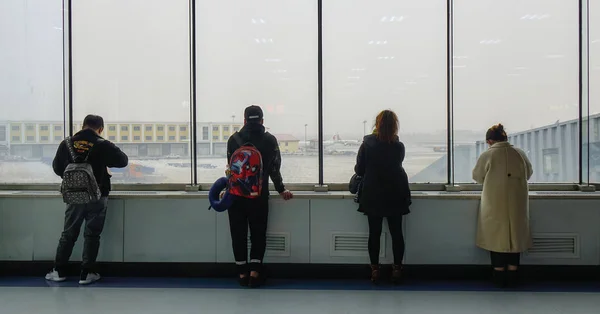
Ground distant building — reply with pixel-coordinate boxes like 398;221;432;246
0;121;242;158
412;114;600;183
273;134;300;154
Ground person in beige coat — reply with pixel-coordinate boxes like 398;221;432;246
472;124;533;288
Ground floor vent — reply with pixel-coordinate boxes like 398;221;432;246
247;232;290;257
113;191;159;195
15;191;59;195
330;232;385;257
534;192;582;195
526;233;579;258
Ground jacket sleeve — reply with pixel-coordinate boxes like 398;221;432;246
472;152;489;184
516;148;533;180
354;143;366;176
52;140;68;177
103;141;129;168
227;135;236;164
269;137;286;193
399;142;406;163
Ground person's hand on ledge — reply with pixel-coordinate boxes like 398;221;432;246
280;190;293;201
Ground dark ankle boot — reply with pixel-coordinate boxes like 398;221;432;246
238;274;249;287
370;265;381;284
391;265;403;284
248;273;265;288
492;270;506;288
506;270;519;288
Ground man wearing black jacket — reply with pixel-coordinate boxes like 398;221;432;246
45;115;128;285
227;105;293;288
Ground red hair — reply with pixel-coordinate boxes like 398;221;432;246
375;110;399;143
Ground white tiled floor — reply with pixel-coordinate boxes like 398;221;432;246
1;287;599;314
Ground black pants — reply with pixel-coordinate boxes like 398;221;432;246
368;215;405;265
54;197;108;276
490;251;521;268
228;197;269;274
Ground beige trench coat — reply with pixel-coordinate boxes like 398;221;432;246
472;142;533;253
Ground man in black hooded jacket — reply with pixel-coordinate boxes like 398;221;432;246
226;105;293;288
45;115;128;285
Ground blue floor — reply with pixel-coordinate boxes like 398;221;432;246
1;277;599;292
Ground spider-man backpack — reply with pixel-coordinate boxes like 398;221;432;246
208;133;264;212
227;133;263;198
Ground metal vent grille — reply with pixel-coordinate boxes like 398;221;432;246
113;191;159;195
526;233;579;258
247;232;290;257
330;232;385;257
534;192;582;195
15;191;59;195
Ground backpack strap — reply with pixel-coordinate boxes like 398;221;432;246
65;137;78;163
232;132;244;147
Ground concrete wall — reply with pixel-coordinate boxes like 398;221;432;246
1;194;599;265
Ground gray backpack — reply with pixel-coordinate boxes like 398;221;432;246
60;137;101;204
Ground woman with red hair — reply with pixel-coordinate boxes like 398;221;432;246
354;110;411;284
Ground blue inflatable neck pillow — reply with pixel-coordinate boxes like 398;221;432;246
208;177;235;212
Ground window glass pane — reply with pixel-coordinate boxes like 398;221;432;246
196;0;318;183
588;2;600;182
323;0;447;183
0;0;63;183
72;0;190;184
454;0;578;183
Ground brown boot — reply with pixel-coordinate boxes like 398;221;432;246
370;265;381;284
391;265;403;284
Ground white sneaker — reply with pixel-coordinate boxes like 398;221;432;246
79;273;101;285
45;270;66;282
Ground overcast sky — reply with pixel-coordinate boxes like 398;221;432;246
1;0;599;140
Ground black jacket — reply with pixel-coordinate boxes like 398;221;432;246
53;129;129;196
354;134;411;217
227;123;286;196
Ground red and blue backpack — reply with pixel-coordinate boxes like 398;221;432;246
208;133;264;212
227;133;264;198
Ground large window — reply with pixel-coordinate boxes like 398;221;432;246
588;1;600;183
453;0;579;183
72;0;191;184
195;0;319;184
323;0;448;183
0;0;64;183
1;1;597;189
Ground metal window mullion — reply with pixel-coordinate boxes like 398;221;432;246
189;0;198;186
317;0;324;186
446;0;454;185
63;0;73;137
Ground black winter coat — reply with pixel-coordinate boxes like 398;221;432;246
53;129;129;196
354;134;411;217
227;123;286;196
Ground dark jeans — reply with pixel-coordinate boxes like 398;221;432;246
368;215;405;265
228;197;269;274
54;197;108;276
490;251;521;268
